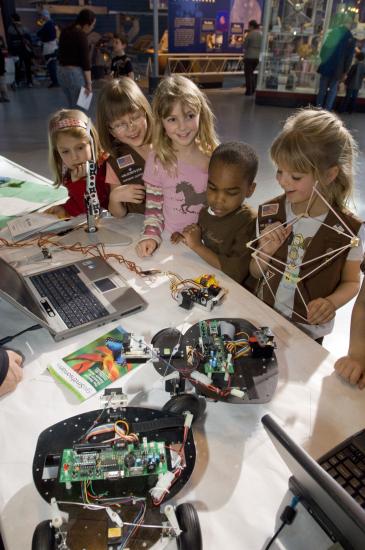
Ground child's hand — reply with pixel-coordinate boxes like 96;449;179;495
170;232;185;244
181;224;202;249
258;222;292;257
307;297;336;325
44;205;68;219
70;163;87;182
110;184;145;204
334;356;365;389
136;239;158;257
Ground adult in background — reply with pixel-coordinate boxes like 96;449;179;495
316;14;355;111
57;8;96;108
243;20;262;96
37;9;58;88
7;12;34;87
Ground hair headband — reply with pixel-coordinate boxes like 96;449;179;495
50;118;88;134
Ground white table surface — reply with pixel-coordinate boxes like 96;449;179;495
0;159;363;550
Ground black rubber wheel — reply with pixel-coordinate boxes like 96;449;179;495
162;394;201;421
32;520;56;550
176;503;202;550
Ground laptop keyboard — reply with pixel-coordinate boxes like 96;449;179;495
320;430;365;509
30;265;109;328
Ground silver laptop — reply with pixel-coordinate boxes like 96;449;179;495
0;256;147;341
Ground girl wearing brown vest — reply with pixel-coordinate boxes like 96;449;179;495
249;109;364;343
96;77;153;217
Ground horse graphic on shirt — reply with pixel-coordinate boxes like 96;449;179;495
176;181;206;214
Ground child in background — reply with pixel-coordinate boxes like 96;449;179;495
335;271;365;389
136;75;219;257
249;108;364;343
97;77;153;217
46;109;109;218
110;33;133;79
341;51;365;114
173;142;257;285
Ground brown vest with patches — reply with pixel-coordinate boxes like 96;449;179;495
256;194;362;323
108;143;146;214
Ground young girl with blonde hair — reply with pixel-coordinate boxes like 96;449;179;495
97;77;153;218
136;75;219;257
249;108;364;342
46;109;109;217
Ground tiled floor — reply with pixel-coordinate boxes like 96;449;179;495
1;83;364;357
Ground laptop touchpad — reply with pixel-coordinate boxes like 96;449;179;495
94;278;116;293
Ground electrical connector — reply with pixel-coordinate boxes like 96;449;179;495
190;370;211;386
106;507;123;528
280;496;300;525
184;412;194;429
150;471;175;501
230;388;245;398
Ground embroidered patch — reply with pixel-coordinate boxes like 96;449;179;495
117;154;134;169
261;203;279;217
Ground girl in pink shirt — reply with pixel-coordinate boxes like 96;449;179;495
136;75;219;257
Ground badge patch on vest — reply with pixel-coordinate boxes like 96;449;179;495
261;203;279;217
117;154;134;169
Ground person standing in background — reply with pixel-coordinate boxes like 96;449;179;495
316;14;355;111
0;39;10;102
243;20;262;96
7;13;34;87
37;9;58;88
57;8;96;108
341;51;365;114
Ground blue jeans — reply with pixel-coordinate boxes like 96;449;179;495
341;88;359;113
57;66;85;108
316;75;339;111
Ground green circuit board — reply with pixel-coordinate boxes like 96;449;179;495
198;320;234;375
59;439;168;483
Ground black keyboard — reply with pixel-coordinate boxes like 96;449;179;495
30;265;108;328
319;430;365;509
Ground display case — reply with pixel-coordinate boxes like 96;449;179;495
256;0;365;109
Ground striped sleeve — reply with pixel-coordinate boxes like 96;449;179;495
140;181;164;244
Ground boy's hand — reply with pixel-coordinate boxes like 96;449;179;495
258;222;292;257
307;297;336;325
136;239;158;257
110;184;145;204
181;224;202;249
170;232;185;244
0;350;23;397
334;356;365;389
70;163;87;182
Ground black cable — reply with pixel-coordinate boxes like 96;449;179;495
264;496;299;550
264;521;286;550
0;324;41;346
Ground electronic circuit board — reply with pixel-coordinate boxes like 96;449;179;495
59;439;168;484
197;319;235;376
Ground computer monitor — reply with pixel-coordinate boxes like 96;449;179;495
262;414;365;550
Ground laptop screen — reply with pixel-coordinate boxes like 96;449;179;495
0;257;45;321
262;414;365;550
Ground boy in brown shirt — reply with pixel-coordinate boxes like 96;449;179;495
172;141;257;284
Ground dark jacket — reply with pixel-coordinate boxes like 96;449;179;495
0;349;9;386
345;60;365;91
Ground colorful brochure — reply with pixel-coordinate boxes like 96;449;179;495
48;326;148;400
